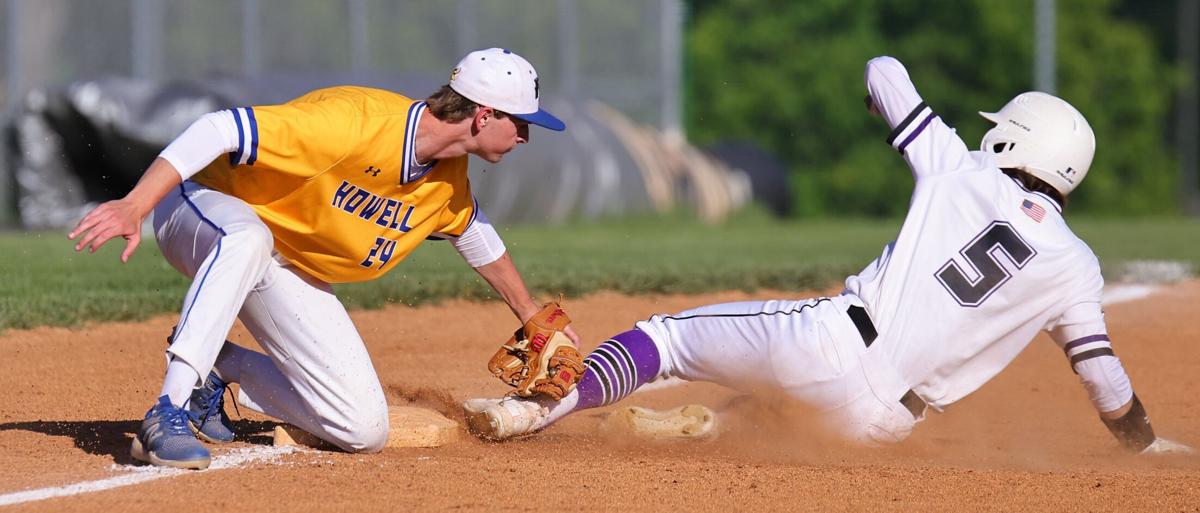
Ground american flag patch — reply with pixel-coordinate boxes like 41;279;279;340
1021;199;1046;222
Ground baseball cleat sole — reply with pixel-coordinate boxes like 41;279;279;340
462;399;506;441
189;420;233;444
130;437;211;470
464;409;503;441
599;404;718;441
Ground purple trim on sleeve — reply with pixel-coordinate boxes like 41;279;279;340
886;101;928;146
1070;347;1115;367
1063;334;1111;353
897;112;938;155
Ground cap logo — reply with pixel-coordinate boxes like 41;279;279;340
450;67;461;82
534;77;540;99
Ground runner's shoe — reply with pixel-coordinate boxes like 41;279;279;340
463;397;551;441
598;404;718;441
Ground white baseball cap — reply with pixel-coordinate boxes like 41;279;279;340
448;48;565;131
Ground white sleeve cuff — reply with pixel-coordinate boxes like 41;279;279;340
450;209;506;268
158;110;241;180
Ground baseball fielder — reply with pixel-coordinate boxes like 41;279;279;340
69;48;577;469
465;56;1192;455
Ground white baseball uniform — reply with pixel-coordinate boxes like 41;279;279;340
634;57;1134;444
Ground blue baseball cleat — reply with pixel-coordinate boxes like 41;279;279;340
131;395;212;470
187;372;236;443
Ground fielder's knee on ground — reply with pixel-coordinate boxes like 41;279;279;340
318;404;390;453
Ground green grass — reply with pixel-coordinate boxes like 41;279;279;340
3;211;1198;331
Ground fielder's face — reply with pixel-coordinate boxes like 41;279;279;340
474;107;530;163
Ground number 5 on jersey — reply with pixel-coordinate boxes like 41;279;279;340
361;237;397;269
936;221;1036;307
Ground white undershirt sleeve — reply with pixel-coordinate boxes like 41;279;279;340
449;208;507;268
158;110;242;181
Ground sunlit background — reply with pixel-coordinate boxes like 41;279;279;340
0;0;1195;230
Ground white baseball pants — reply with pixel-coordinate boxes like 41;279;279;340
634;294;921;444
152;182;389;452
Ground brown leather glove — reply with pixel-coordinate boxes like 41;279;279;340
487;302;586;400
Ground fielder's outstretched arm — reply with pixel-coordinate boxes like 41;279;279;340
446;215;580;345
472;252;538;320
440;208;538;322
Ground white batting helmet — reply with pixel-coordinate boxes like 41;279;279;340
979;92;1095;196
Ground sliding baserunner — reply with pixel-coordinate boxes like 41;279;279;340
464;56;1191;455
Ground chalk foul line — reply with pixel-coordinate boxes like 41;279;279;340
0;445;304;507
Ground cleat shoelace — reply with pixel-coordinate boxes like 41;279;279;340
195;379;239;425
199;383;223;424
160;405;194;437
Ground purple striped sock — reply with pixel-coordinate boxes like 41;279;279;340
574;328;662;411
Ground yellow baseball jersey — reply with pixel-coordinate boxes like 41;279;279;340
192;86;477;283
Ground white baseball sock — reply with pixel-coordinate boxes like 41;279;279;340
543;389;580;424
160;358;201;408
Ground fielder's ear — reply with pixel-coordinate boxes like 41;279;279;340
474;106;495;129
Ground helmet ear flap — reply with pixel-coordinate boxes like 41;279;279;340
981;126;1022;168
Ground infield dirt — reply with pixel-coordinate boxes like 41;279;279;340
2;283;1198;511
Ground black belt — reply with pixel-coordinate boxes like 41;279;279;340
899;389;926;419
846;305;877;347
846;305;926;419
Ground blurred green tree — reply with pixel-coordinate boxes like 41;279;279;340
686;0;1178;216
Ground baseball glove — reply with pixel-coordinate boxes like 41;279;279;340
487;302;586;400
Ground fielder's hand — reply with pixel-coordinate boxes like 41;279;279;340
67;157;183;262
487;302;586;400
1139;438;1195;456
68;198;145;262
